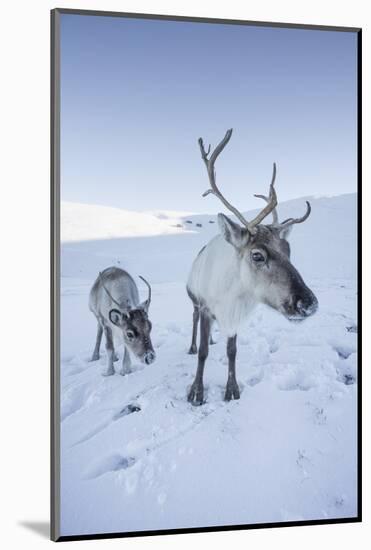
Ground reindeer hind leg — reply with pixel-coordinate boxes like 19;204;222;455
188;305;200;354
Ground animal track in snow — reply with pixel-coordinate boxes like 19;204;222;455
61;382;89;421
333;345;355;360
112;403;141;420
74;403;141;446
85;453;136;479
342;374;355;385
246;373;264;387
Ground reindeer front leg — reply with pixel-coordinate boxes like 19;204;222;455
90;321;103;361
188;311;210;405
102;326;115;376
224;335;240;401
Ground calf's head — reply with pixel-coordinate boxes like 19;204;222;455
109;307;155;364
108;276;155;364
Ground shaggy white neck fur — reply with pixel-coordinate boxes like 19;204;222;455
187;235;258;336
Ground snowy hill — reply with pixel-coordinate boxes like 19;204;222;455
61;201;194;241
60;193;358;537
61;193;356;280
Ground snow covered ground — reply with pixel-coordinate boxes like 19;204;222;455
60;193;358;537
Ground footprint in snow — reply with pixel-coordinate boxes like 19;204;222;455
246;372;264;387
73;403;141;446
61;382;89;421
112;403;141;420
84;454;136;479
333;344;355;360
342;374;356;385
268;340;280;353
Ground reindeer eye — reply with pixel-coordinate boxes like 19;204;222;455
251;250;266;264
126;330;135;340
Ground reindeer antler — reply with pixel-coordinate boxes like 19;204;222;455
254;189;312;231
198;129;277;234
99;272;122;309
247;163;277;230
139;275;151;309
254;188;279;225
278;201;312;230
199;129;251;228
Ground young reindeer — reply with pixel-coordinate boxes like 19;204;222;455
89;267;155;376
187;129;318;405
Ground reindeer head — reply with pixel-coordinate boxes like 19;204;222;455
199;129;318;322
108;276;156;364
217;213;318;321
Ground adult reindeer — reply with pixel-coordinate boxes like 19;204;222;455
187;129;317;405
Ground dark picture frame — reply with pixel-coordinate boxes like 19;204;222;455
51;8;362;542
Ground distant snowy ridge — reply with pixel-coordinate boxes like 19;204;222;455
61;201;195;242
61;194;356;280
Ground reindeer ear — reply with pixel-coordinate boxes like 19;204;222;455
109;309;126;326
218;213;249;249
138;300;149;314
278;225;293;241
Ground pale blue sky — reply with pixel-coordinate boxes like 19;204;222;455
60;14;358;213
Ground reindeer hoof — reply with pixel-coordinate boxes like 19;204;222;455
89;354;100;362
119;368;131;376
187;382;204;405
102;368;115;377
224;380;240;401
188;345;197;355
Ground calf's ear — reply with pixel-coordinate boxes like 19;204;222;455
138;300;149;314
218;213;249;249
109;309;124;326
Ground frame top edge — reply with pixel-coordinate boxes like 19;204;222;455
51;8;361;33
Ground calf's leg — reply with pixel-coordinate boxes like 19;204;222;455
102;326;115;376
90;321;103;361
120;346;131;375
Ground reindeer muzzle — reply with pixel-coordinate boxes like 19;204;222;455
143;350;156;365
295;295;318;317
286;290;318;321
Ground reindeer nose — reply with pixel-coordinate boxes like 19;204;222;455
144;351;156;365
295;292;318;317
